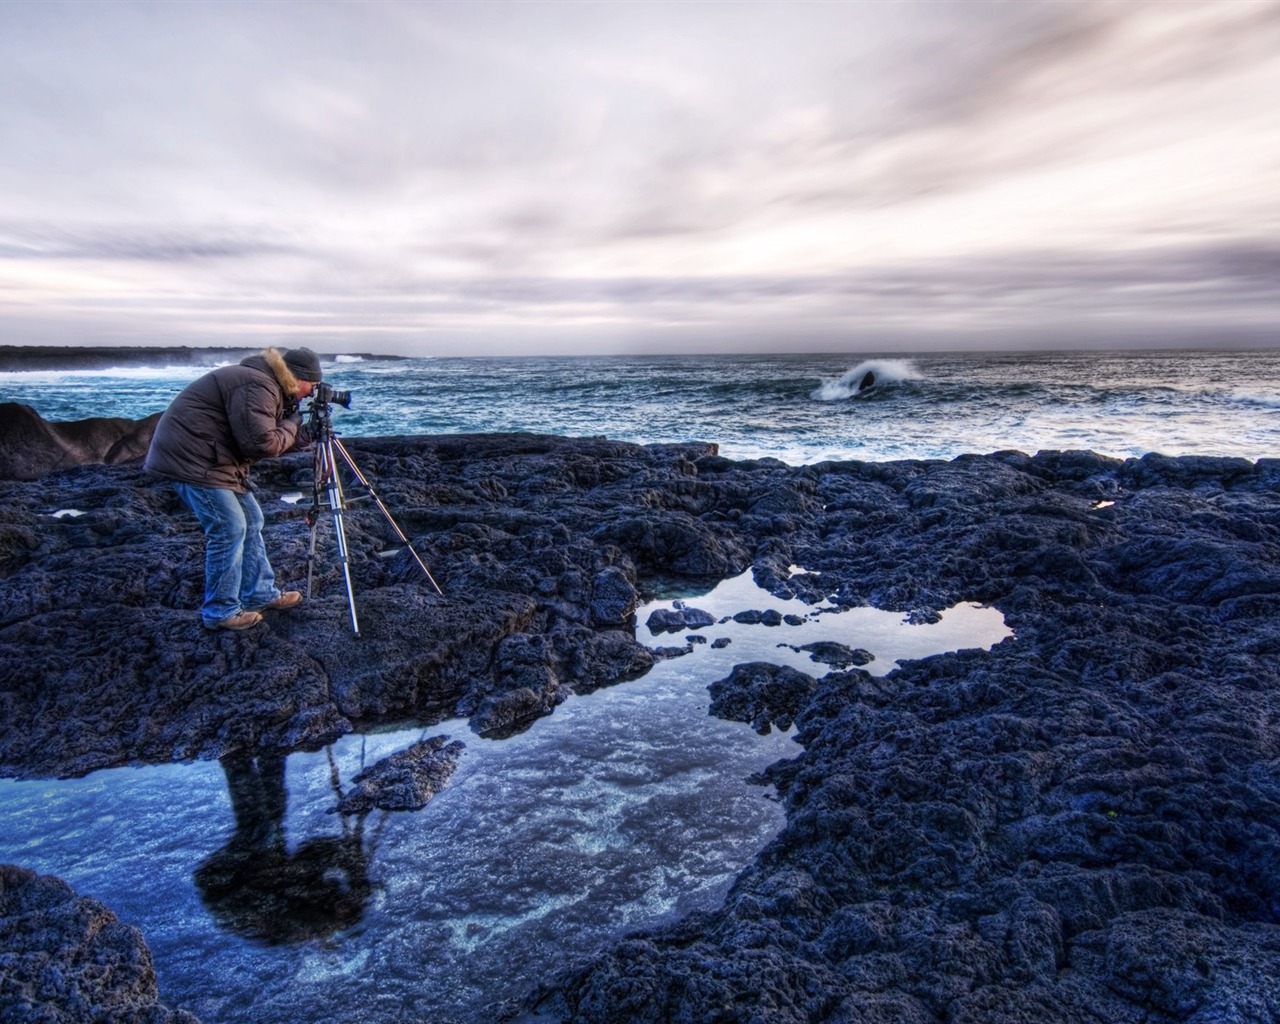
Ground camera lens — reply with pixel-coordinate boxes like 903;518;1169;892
311;383;353;409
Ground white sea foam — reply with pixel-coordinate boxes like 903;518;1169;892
810;359;921;401
0;364;223;383
1230;391;1280;410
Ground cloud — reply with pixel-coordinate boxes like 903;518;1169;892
0;222;293;262
0;0;1277;352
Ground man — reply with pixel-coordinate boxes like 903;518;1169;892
145;347;322;630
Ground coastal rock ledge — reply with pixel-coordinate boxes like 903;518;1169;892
0;865;197;1023
2;427;1280;1024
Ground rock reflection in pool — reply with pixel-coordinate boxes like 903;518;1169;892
0;571;1011;1023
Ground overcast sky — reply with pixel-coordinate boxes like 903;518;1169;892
1;0;1278;356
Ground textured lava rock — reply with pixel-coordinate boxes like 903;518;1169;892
4;411;1280;1024
787;641;875;669
332;735;466;814
708;661;820;734
0;865;198;1023
645;606;717;633
530;451;1280;1024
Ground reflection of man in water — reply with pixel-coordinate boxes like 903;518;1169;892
194;751;370;944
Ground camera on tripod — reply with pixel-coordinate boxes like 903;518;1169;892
302;376;442;635
311;382;353;411
307;381;353;433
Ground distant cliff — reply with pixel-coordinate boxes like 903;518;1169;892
0;345;258;371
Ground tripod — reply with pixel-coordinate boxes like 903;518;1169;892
304;398;442;636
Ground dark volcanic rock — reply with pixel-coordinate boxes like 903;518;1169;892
794;640;874;668
708;661;820;734
5;422;1280;1023
645;605;716;633
0;431;701;777
0;864;198;1023
331;735;465;814
0;403;161;480
589;565;637;626
525;448;1280;1024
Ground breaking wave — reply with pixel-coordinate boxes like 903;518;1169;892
810;359;922;401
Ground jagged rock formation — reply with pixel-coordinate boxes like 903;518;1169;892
0;865;198;1023
708;661;819;735
529;450;1280;1024
0;402;160;480
2;414;1279;1023
332;735;466;814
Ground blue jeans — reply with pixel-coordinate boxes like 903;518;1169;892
173;483;282;626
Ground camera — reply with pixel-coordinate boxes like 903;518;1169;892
306;381;353;434
312;381;353;409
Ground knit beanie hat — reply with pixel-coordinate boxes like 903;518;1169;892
284;347;323;382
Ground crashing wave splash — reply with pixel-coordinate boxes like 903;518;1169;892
811;359;921;401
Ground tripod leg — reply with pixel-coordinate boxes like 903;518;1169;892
306;444;326;598
310;431;362;635
306;515;320;599
331;437;444;596
325;460;361;636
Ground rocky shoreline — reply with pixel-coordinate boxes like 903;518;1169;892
2;413;1279;1022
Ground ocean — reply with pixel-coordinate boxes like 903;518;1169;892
4;348;1280;464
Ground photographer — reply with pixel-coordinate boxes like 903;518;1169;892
145;347;322;631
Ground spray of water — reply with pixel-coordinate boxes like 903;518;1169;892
810;359;921;401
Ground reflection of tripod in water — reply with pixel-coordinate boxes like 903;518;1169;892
304;388;442;636
194;749;379;944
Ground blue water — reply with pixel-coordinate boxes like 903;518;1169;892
4;348;1279;463
0;575;1011;1023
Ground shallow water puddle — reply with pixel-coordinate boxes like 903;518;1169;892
0;572;1010;1023
640;568;1013;679
0;676;794;1022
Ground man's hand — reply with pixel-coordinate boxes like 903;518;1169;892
283;410;310;447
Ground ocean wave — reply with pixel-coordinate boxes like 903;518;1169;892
7;351;1280;465
1225;390;1280;410
810;359;921;402
337;360;429;376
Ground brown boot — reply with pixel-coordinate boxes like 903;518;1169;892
208;610;263;631
259;591;303;611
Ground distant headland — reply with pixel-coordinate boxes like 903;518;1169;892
0;345;404;372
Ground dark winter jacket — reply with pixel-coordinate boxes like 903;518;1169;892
145;349;309;492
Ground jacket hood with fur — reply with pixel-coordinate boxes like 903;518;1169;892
144;348;307;492
258;347;304;398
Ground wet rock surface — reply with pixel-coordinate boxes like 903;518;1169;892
3;422;1280;1022
708;662;819;735
331;735;466;815
0;864;197;1023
